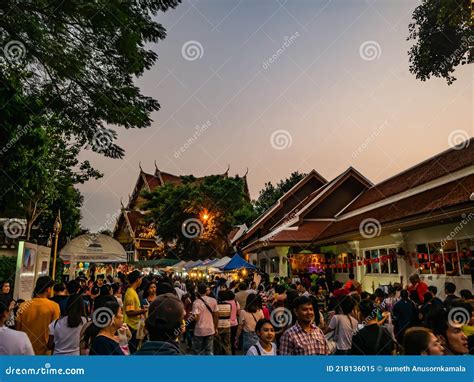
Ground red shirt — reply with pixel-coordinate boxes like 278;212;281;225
409;281;428;303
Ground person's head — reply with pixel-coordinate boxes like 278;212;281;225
333;281;343;290
245;293;262;313
338;295;355;315
428;285;438;296
309;285;318;295
409;273;421;285
423;292;433;304
0;296;13;325
94;295;123;331
360;291;370;301
34;276;54;297
1;280;11;295
255;319;275;344
66;280;80;295
349;273;355;280
96;274;105;287
403;327;444;355
444;282;456;295
53;283;66;296
358;299;376;320
127;270;142;288
111;283;121;296
275;284;286;294
156;282;175;296
292;295;314;325
100;284;113;296
409;290;420;304
430;302;469;355
460;289;473;300
400;289;409;300
66;294;84;328
296;283;306;294
197;283;210;297
239;282;248;292
146;293;185;342
144;282;157;300
224;290;235;301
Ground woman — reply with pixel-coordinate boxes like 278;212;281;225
85;296;125;355
225;290;240;355
48;294;87;355
246;319;276;356
141;282;157;307
0;280;15;328
235;293;264;353
325;296;358;355
0;280;11;297
403;327;444;355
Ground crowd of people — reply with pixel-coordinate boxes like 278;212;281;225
0;270;472;356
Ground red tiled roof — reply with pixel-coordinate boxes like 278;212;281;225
317;173;474;241
143;173;162;190
268;221;333;243
126;210;146;232
160;172;182;185
343;140;474;214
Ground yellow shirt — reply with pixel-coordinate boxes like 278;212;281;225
16;297;60;355
123;287;141;330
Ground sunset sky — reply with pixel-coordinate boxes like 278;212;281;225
78;0;473;232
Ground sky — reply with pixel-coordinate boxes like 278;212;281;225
78;0;473;232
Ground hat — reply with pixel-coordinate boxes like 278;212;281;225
173;281;181;287
127;270;142;284
146;293;185;331
34;276;54;295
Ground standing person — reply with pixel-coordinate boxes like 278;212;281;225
225;290;240;355
123;270;147;354
403;327;444;355
235;293;265;353
351;300;395;355
235;282;250;309
326;296;358;355
344;274;362;294
407;274;428;303
16;276;60;355
135;293;185;355
279;296;329;355
443;282;460;307
48;294;87;355
192;283;218;355
141;282;157;307
50;283;68;316
215;290;232;355
246;319;277;356
87;296;125;356
392;289;418;344
427;286;444;308
0;280;12;299
0;296;34;355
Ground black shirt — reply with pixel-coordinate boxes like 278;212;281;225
351;324;394;355
89;335;124;355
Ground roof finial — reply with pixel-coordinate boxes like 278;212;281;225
244;167;249;177
120;197;124;209
224;164;230;176
139;161;143;172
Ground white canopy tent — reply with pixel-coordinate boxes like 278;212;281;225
60;234;127;264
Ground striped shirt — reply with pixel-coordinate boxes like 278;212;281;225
279;322;329;355
217;302;231;329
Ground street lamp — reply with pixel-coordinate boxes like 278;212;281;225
51;210;62;285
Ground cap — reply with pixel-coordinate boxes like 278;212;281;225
146;293;185;331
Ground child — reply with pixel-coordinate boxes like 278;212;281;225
246;319;277;356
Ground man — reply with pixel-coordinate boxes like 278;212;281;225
174;281;186;300
427;285;444;308
279;296;329;355
95;274;105;288
392;289;417;344
135;293;185;355
296;282;310;297
192;283;218;355
407;273;428;303
443;282;460;308
50;283;68;316
235;282;250;309
344;273;362;294
123;270;147;354
215;290;232;355
351;300;395;355
16;276;60;355
0;296;34;355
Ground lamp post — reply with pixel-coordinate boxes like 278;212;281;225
51;210;62;284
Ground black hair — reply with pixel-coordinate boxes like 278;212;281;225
349;273;355;280
409;290;420;304
66;280;80;295
338;295;355;315
197;283;208;296
292;295;313;310
460;289;473;300
100;284;112;296
255;318;274;333
111;283;120;295
83;296;120;346
244;293;262;313
0;295;11;316
53;283;66;293
400;289;409;300
360;291;370;300
359;299;376;318
66;294;84;328
428;285;437;295
403;327;435;355
374;288;385;299
444;282;456;294
156;282;175;296
143;282;157;300
423;292;433;304
275;284;286;294
239;282;248;291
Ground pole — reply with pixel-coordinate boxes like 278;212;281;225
51;210;62;284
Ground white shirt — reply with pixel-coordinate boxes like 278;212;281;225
246;342;277;356
0;326;34;355
192;296;218;337
49;316;87;355
175;287;186;300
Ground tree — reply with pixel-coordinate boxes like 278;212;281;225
144;175;254;258
407;0;472;85
253;171;306;216
1;0;181;157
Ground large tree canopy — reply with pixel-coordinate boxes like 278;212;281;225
1;0;181;157
408;0;472;85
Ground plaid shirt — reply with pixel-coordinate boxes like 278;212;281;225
279;322;329;355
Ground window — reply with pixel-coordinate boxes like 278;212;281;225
364;247;399;274
334;253;353;273
416;239;468;276
270;257;279;273
457;239;473;275
416;244;430;274
442;240;460;276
